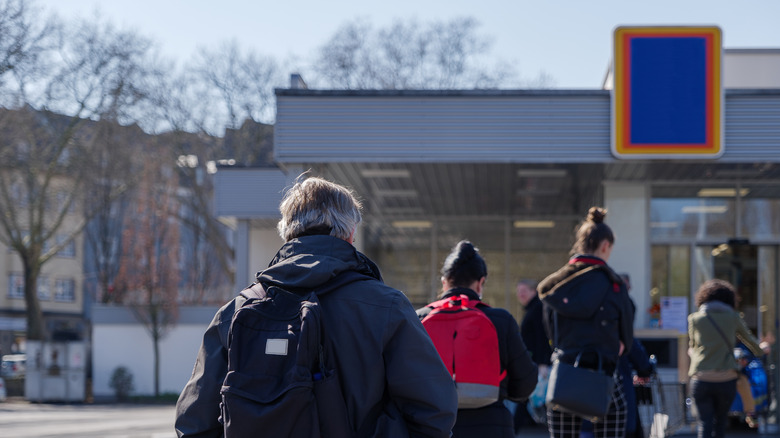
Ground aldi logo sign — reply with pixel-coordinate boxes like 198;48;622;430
612;26;723;158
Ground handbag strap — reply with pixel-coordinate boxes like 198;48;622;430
551;269;613;348
704;311;734;350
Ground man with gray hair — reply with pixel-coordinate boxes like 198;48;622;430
175;174;457;437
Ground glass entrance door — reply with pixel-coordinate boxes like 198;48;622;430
694;242;776;345
711;243;759;333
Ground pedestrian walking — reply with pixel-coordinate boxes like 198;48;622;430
687;279;768;438
538;207;635;438
516;279;553;430
417;240;538;438
175;174;458;438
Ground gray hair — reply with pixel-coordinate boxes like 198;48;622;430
517;279;538;290
277;175;362;242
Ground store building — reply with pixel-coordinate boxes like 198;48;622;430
215;47;779;395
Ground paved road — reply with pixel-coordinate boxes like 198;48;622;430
0;400;177;438
1;399;773;438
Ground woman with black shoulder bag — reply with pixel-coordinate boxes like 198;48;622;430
538;207;635;438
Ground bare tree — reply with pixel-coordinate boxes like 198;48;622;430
0;4;160;340
114;155;180;397
0;0;57;102
187;40;283;133
138;44;284;304
82;121;149;304
312;17;518;89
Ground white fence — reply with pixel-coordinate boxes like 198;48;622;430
91;304;218;399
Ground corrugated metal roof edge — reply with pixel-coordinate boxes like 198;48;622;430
276;89;780;97
276;89;610;97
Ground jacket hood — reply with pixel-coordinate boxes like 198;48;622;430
255;235;382;295
538;256;621;319
699;301;733;313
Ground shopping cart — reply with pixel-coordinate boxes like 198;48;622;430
635;356;690;438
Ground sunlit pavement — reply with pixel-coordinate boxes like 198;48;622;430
1;398;773;438
0;399;176;438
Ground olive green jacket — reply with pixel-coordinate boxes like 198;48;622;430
687;301;763;376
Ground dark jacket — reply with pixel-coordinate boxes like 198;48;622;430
538;255;634;375
175;235;458;438
417;288;538;438
621;339;653;434
520;295;553;366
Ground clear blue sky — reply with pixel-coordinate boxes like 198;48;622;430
39;0;780;88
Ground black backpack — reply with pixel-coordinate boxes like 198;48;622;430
220;282;352;438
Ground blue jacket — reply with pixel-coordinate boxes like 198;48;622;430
175;235;458;437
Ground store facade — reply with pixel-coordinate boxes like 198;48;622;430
215;51;780;396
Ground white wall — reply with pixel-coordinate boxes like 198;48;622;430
92;305;217;398
724;51;780;89
247;227;285;285
604;182;651;328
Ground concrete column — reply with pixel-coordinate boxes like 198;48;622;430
248;226;285;284
604;182;651;329
353;225;365;253
235;220;250;291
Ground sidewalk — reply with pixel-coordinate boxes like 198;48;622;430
514;422;771;438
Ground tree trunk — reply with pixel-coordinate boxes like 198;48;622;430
153;325;160;397
22;258;46;340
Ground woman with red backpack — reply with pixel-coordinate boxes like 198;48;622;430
417;240;538;438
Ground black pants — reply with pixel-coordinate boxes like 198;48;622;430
691;378;737;438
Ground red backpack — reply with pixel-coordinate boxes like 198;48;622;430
421;295;506;409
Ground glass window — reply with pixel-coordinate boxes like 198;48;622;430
758;246;776;343
650;245;690;328
650;198;735;240
742;198;780;240
37;276;50;300
8;273;24;299
55;235;76;258
54;278;75;302
366;224;433;308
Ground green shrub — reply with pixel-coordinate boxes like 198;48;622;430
109;366;134;402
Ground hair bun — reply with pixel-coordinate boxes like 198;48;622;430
454;241;477;265
587;207;607;224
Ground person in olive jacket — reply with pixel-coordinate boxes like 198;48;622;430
417;240;538;438
538;207;634;438
175;175;458;438
687;279;768;438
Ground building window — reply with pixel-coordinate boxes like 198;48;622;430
54;278;75;302
8;273;24;299
55;234;76;258
38;276;50;300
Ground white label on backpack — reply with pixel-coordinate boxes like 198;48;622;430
266;339;288;355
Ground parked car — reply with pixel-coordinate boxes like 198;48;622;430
0;376;6;401
0;354;26;379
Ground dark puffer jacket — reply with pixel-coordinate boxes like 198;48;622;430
538;256;634;375
417;288;538;438
175;235;458;438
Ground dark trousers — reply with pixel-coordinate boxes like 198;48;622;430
691;378;737;438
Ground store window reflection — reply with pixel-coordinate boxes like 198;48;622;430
650;245;690;328
650;198;735;240
742;198;780;240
